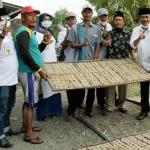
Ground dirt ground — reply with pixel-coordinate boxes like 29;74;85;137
5;83;150;150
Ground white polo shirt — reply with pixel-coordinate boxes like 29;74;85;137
130;24;150;71
0;33;18;86
97;23;112;59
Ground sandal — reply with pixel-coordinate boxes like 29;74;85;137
66;115;74;122
85;112;96;118
24;136;43;144
21;127;42;133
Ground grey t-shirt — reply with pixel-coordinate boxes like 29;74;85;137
67;22;103;60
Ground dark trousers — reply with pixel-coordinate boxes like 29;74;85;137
140;81;149;113
96;88;105;106
68;89;95;116
66;90;85;105
0;85;16;138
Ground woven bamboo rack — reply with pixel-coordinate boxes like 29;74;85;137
44;59;150;91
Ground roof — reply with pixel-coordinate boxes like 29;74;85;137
3;2;23;18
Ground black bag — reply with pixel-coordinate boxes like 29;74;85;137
58;51;66;61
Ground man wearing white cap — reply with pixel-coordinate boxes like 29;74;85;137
58;12;85;110
66;4;103;121
96;8;112;110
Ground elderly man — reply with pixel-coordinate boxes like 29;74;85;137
96;8;112;109
14;6;50;144
0;8;18;148
130;8;150;120
66;4;103;121
102;11;135;116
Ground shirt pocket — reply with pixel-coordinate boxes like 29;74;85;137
3;41;13;56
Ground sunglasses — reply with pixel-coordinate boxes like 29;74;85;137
0;17;10;21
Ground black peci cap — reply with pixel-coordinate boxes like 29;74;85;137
0;8;9;16
113;11;124;18
139;8;150;16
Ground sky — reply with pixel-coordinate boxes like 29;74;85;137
3;0;97;22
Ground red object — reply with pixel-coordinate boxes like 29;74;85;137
20;6;40;14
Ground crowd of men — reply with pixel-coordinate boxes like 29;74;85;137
0;3;150;148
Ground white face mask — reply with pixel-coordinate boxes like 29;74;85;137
99;20;107;26
141;23;150;29
41;21;52;28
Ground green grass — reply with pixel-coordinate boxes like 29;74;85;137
127;83;140;98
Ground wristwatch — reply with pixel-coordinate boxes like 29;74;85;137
0;34;5;39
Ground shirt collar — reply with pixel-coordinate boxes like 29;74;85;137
112;27;127;33
80;22;93;27
139;23;150;31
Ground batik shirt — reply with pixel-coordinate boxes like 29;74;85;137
107;28;132;58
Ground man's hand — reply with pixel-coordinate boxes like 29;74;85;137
82;38;88;47
1;21;10;37
102;30;108;37
43;28;52;43
58;44;63;50
102;39;111;47
39;70;50;80
139;28;147;40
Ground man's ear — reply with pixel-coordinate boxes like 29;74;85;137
21;14;25;21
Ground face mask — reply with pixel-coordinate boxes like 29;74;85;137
99;20;107;26
141;23;149;29
41;21;52;28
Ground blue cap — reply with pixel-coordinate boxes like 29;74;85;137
98;8;108;16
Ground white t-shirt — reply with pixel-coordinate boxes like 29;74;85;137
0;33;18;86
97;23;112;59
130;24;150;71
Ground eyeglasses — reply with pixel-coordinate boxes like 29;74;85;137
0;17;10;21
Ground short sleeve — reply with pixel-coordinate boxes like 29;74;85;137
67;27;77;43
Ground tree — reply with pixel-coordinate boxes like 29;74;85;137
51;8;68;39
87;0;150;26
53;8;68;25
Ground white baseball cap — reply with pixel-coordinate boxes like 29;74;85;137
65;12;76;18
82;4;93;12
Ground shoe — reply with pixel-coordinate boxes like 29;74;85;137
0;138;13;148
102;110;112;116
6;129;21;136
137;112;148;120
118;108;128;114
99;104;105;110
78;103;85;109
85;112;96;118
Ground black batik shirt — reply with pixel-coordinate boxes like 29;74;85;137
107;28;132;58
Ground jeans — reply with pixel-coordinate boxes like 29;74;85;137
0;85;16;139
